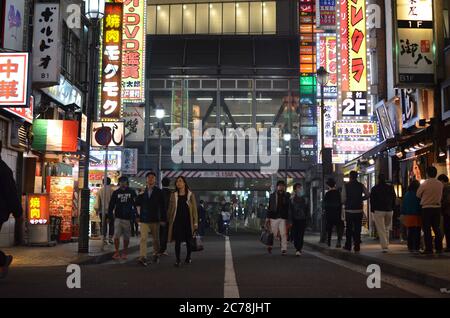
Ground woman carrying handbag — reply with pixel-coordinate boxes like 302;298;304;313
168;176;199;267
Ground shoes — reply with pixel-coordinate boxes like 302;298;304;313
184;258;192;264
420;250;433;255
159;251;169;256
121;253;128;260
354;245;360;253
295;251;302;257
0;255;13;279
267;246;272;254
138;257;148;267
382;249;388;253
281;250;287;256
112;252;121;260
174;261;181;267
108;239;114;244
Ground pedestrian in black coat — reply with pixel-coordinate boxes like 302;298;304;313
323;178;344;248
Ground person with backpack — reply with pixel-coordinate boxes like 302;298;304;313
323;178;344;248
289;183;309;256
341;171;370;252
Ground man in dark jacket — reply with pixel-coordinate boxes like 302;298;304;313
0;140;23;279
370;174;397;252
135;172;165;266
158;176;172;256
198;200;207;236
323;178;344;248
341;171;369;252
289;183;309;256
266;180;290;255
108;176;137;261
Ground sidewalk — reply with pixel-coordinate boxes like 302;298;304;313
304;233;450;291
2;237;149;267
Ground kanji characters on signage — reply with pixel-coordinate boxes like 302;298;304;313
0;53;28;106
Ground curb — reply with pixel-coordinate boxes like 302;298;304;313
304;240;450;292
73;242;153;266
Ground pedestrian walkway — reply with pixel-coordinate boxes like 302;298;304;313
304;233;450;291
2;237;144;267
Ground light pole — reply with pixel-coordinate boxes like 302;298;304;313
317;66;329;244
155;104;165;188
78;0;105;253
283;129;291;186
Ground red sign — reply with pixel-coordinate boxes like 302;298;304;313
47;176;74;241
4;95;33;123
101;3;123;120
28;194;49;225
0;53;29;106
339;0;349;92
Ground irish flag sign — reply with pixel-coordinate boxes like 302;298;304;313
32;120;79;152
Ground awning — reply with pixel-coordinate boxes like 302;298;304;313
135;170;305;179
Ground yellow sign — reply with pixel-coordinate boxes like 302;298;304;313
347;0;367;92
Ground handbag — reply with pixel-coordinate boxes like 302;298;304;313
190;231;204;252
260;229;274;246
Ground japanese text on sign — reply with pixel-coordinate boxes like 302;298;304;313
101;3;123;120
0;53;28;106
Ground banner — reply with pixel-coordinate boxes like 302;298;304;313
121;0;146;103
101;3;123;120
316;0;336;29
91;121;125;148
123;105;144;142
318;34;337;97
0;53;29;106
2;0;25;51
90;150;122;171
317;99;337;149
400;88;419;128
122;148;138;175
395;0;434;85
32;3;60;85
32;120;79;152
334;121;378;137
348;0;367;92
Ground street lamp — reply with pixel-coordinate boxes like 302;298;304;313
78;0;105;253
317;66;329;244
283;129;291;186
155;104;165;187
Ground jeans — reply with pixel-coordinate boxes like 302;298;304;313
443;214;450;250
372;211;393;249
100;215;114;238
291;219;307;252
159;224;168;253
421;208;443;252
326;219;344;245
345;212;363;249
407;226;421;251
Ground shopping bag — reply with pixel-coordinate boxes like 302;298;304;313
260;229;274;246
190;231;204;252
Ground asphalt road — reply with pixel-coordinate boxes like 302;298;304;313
0;230;439;298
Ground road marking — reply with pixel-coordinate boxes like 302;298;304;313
305;249;449;298
224;236;240;298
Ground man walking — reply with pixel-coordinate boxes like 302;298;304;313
370;174;397;252
341;171;369;252
0;141;23;279
417;167;444;254
135;172;165;266
94;177;114;244
158;177;172;256
108;176;137;260
266;180;291;255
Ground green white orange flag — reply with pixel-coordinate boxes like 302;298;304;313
32;119;79;152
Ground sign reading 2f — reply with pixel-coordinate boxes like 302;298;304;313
342;91;368;116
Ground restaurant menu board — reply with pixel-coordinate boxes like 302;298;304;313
89;186;100;220
47;176;74;241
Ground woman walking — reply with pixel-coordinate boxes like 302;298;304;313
401;180;422;253
168;176;198;267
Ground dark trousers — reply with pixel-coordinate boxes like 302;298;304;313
345;212;363;248
407;226;421;251
444;214;450;249
130;219;139;237
175;237;192;262
291;219;307;252
326;219;344;244
422;208;443;252
100;216;114;238
159;224;168;253
0;223;5;266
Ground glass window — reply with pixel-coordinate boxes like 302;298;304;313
196;4;209;34
263;2;276;34
236;2;249;34
156;5;169;34
223;3;236;34
170;5;182;34
250;2;262;34
183;4;196;34
188;91;217;132
147;6;156;34
209;3;222;34
221;92;253;131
